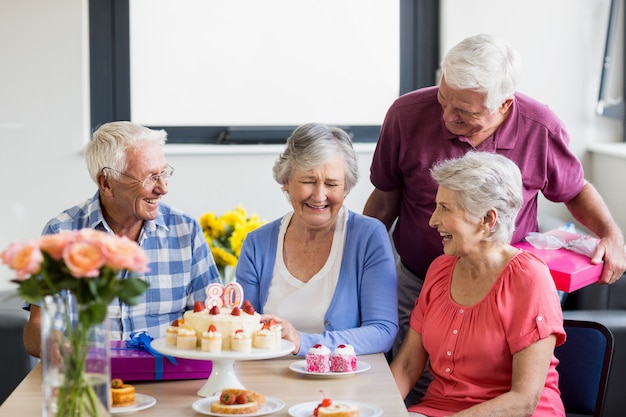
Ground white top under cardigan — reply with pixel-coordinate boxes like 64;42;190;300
264;206;348;333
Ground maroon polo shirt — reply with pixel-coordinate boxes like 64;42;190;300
370;86;584;278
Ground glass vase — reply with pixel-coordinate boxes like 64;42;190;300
41;293;111;417
221;265;237;284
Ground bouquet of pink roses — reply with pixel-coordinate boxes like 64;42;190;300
1;228;151;417
2;228;150;324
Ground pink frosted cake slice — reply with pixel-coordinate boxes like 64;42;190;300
305;344;330;373
330;344;357;372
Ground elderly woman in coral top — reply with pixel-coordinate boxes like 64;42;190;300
391;151;566;417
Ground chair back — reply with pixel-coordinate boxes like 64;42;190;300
555;319;614;417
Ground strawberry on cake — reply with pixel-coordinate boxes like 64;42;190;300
165;319;182;346
330;344;357;372
269;321;283;346
254;318;281;350
306;344;331;373
253;327;275;350
231;329;252;353
201;324;222;352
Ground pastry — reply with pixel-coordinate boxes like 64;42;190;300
253;327;275;349
165;318;182;346
111;378;135;407
176;325;197;349
231;329;252;353
209;388;265;414
330;344;357;372
254;318;281;349
317;402;361;417
306;344;330;373
201;324;222;352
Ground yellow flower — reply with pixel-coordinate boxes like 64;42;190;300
211;247;238;267
200;206;266;276
199;212;224;239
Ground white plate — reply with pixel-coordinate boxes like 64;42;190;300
192;395;285;416
288;400;382;417
288;360;371;377
111;393;156;415
151;338;295;361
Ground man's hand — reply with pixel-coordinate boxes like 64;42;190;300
592;234;626;285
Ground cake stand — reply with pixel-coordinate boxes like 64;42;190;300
151;338;295;397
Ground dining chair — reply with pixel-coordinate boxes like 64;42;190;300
555;319;614;417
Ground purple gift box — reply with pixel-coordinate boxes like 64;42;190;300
110;334;212;381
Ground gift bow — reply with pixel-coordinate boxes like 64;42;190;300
126;331;178;379
525;232;598;258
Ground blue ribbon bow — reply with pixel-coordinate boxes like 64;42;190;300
125;331;178;380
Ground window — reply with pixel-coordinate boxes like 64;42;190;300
597;0;624;122
89;0;439;144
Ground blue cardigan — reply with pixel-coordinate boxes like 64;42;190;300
237;210;398;356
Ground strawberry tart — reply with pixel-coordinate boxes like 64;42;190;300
210;388;266;415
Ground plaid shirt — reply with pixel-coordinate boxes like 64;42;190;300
39;191;222;340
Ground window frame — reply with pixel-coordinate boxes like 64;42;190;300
89;0;440;144
597;0;625;123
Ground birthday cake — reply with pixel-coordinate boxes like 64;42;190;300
180;283;264;351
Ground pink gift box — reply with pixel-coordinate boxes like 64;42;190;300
514;230;602;293
110;340;212;381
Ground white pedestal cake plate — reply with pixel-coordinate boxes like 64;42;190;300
151;338;295;397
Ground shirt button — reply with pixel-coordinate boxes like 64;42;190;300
537;315;543;322
445;368;451;373
453;329;458;334
459;309;464;314
447;351;452;356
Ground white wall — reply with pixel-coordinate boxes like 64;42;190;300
1;0;623;290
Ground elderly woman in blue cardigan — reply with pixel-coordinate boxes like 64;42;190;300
237;123;398;356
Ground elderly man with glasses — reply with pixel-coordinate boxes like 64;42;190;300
22;121;222;358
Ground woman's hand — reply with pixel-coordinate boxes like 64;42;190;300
261;313;301;354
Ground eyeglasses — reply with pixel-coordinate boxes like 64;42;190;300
102;165;175;188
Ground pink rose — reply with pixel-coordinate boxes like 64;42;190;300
1;240;43;279
38;231;76;260
63;240;106;278
101;235;150;273
76;228;106;242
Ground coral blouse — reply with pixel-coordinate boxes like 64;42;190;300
409;250;566;417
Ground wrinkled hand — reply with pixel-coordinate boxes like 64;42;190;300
261;313;300;354
592;234;626;285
